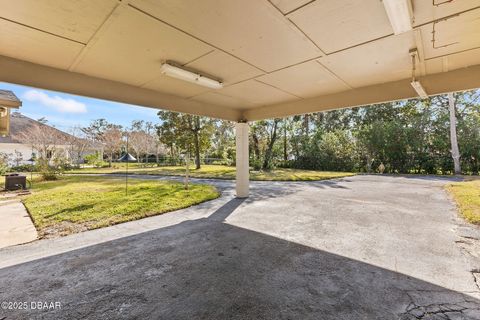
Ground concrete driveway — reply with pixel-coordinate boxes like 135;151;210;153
0;175;479;319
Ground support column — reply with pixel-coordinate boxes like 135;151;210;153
235;121;249;198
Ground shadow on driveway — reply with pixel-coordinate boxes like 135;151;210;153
1;202;479;319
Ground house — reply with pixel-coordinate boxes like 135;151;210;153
0;112;101;166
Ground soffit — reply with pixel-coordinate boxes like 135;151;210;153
412;0;480;26
0;19;83;69
0;0;118;43
72;6;213;86
319;33;415;88
287;0;394;54
269;0;313;14
0;0;479;121
129;0;322;72
256;60;351;98
219;79;299;107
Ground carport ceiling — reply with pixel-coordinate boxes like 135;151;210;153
0;0;479;121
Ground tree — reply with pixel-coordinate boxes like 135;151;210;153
18;123;68;179
83;119;123;166
66;126;93;165
18;124;66;161
448;93;462;174
102;126;123;166
128;121;160;164
157;111;214;169
262;119;280;170
81;119;109;142
13;150;23;167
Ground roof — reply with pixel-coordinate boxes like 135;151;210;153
0;112;77;144
0;90;21;108
0;1;479;121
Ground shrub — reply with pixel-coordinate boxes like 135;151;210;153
251;159;262;171
84;153;105;168
10;164;35;172
0;152;9;175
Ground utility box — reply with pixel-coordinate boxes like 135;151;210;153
4;174;27;191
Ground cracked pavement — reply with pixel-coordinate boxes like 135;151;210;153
0;175;479;319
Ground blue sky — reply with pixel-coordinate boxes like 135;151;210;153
1;82;161;130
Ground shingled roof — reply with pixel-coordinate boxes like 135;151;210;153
0;90;21;108
0;112;76;144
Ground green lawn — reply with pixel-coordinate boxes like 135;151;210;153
446;178;480;224
22;175;219;237
68;164;355;181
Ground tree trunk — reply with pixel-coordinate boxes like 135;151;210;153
190;116;202;170
262;120;279;170
303;114;310;136
283;120;287;162
252;133;260;161
193;130;201;169
448;93;462;175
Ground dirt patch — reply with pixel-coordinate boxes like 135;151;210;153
40;221;89;239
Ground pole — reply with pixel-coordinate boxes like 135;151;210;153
185;154;189;190
126;135;128;195
30;146;33;188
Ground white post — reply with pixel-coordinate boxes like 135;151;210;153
235;122;249;198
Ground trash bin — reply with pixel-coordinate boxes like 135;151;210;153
4;173;27;191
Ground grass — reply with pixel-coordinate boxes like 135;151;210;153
21;175;219;237
446;178;480;224
68;164;355;181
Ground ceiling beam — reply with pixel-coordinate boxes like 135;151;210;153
1;55;479;122
0;55;242;121
242;64;480;120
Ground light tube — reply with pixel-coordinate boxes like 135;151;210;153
160;63;223;89
383;0;413;35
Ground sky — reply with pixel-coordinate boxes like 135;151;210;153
1;82;161;131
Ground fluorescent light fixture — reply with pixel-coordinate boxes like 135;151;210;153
160;63;223;89
411;80;428;99
383;0;413;35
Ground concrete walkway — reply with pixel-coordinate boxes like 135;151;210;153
0;198;37;249
0;175;479;319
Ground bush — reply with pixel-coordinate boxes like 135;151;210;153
211;159;232;166
0;152;8;175
35;158;63;181
10;164;35;172
84;153;105;168
251;159;262;171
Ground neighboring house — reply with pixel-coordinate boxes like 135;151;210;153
0;112;102;166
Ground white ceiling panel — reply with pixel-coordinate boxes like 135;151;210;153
0;19;84;69
220;80;299;106
257;60;350;98
130;0;322;72
142;74;212;98
418;9;480;60
0;0;118;43
269;0;313;14
412;0;480;26
73;6;213;86
190;92;255;109
425;47;480;74
288;0;393;54
319;33;415;88
186;50;264;86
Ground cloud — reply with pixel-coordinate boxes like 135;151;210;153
23;89;87;113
